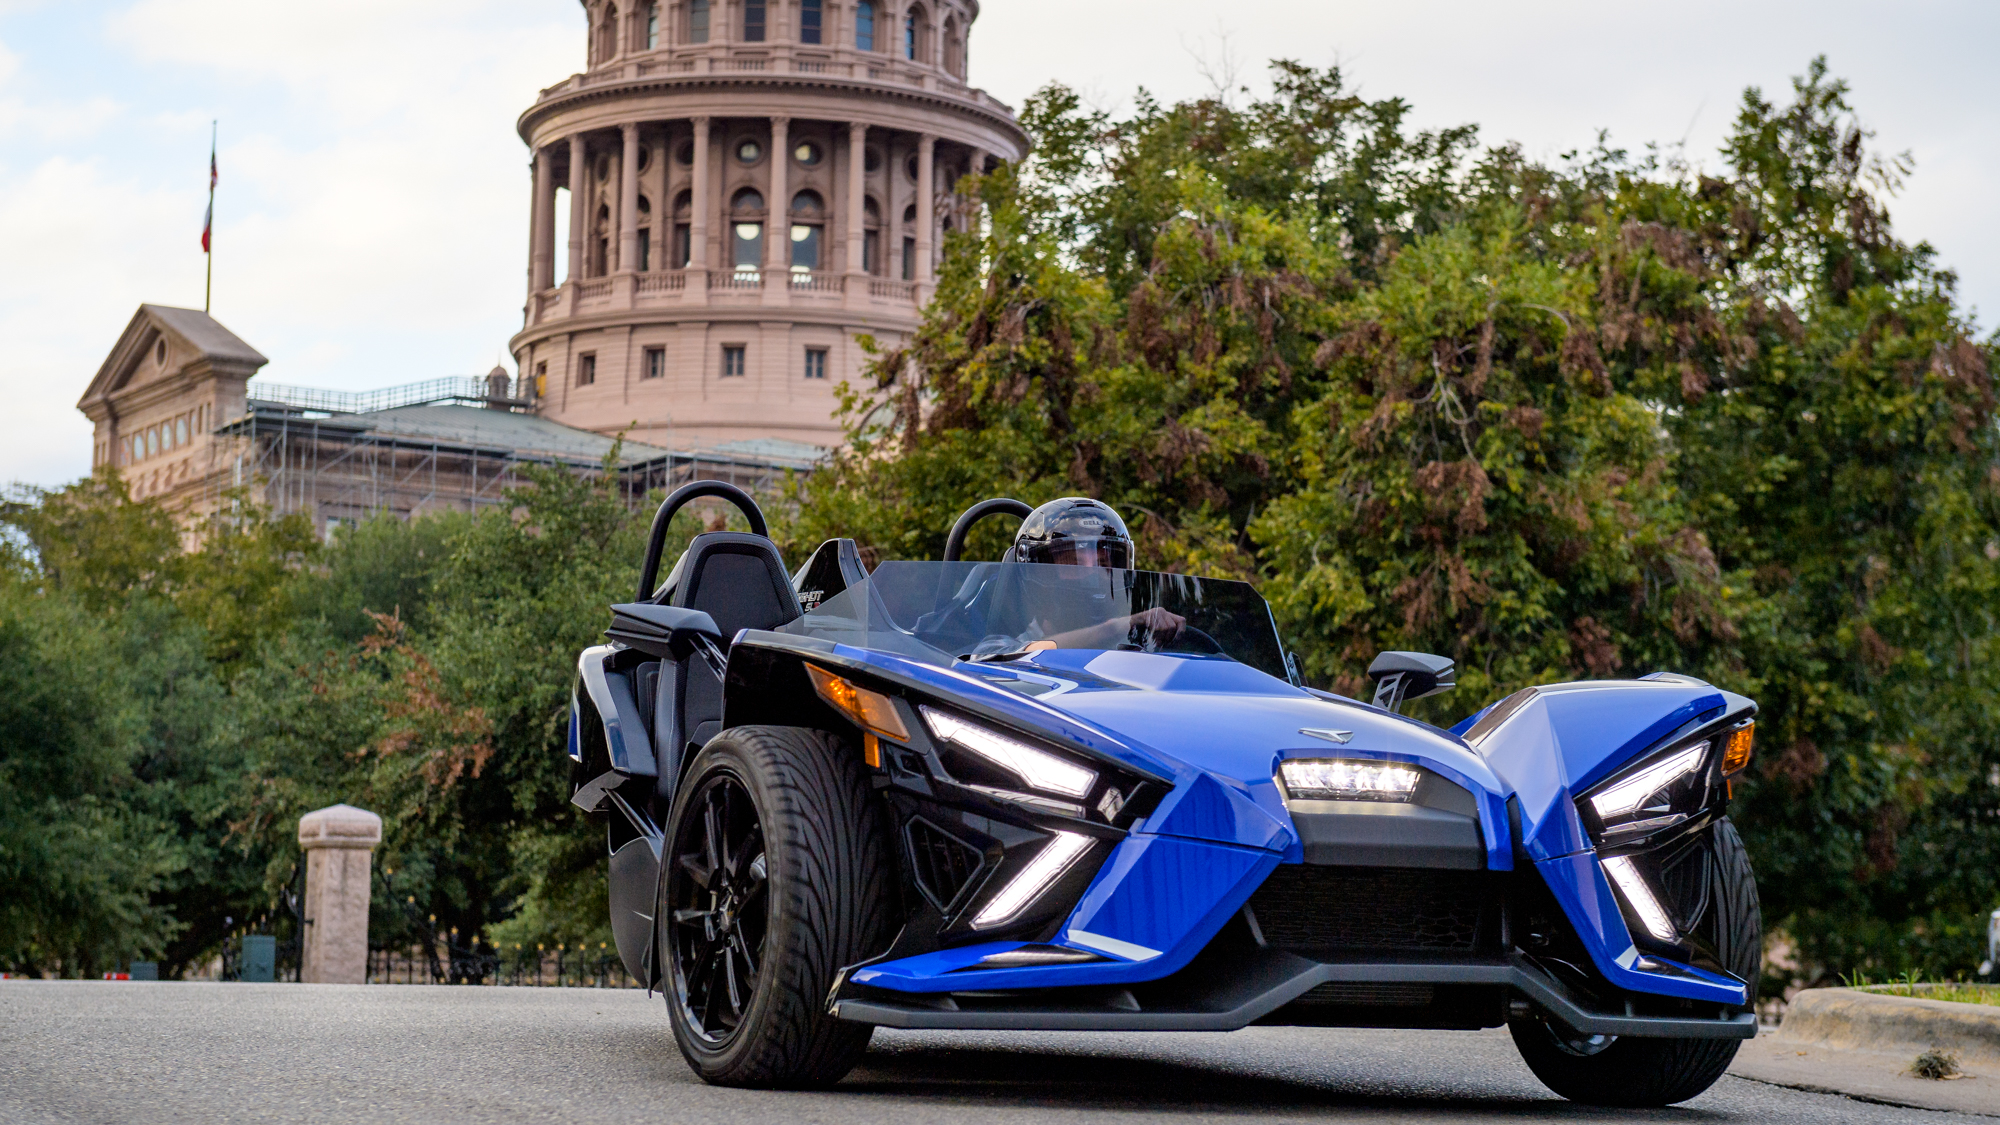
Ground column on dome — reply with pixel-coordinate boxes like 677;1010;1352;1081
766;116;790;275
529;145;555;297
618;122;641;273
566;134;589;284
845;122;867;278
688;117;711;272
915;133;936;285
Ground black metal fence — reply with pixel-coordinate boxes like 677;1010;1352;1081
367;943;639;988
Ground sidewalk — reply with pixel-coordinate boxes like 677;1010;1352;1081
1730;987;2000;1116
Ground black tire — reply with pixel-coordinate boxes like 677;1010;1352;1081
660;725;894;1088
1511;817;1761;1107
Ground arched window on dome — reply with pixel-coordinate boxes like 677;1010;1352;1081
863;197;882;274
645;2;659;49
730;188;766;278
789;190;825;272
903;6;920;61
595;4;620;63
672;190;693;268
593;203;612;276
854;1;875;51
637;194;653;271
799;0;822;44
686;0;710;44
900;202;917;279
942;15;961;76
742;0;765;41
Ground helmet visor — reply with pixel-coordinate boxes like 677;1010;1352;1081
1039;537;1131;569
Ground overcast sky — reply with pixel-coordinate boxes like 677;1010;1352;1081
1;0;1992;489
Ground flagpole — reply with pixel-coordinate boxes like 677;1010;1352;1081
204;121;216;313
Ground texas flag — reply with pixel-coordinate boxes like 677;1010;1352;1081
201;145;216;252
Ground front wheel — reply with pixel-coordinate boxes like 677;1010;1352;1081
1511;817;1761;1107
661;725;894;1088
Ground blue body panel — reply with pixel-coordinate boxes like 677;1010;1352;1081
830;644;1749;1008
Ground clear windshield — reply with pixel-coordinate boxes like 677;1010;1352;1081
778;561;1289;679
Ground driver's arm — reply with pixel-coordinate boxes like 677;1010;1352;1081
1038;606;1185;649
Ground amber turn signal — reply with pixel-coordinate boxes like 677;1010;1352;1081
1722;723;1755;775
806;663;910;742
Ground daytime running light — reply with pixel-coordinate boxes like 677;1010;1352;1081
971;830;1092;928
1601;854;1677;941
1280;758;1422;802
921;707;1096;798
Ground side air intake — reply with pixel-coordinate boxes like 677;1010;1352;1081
905;818;986;914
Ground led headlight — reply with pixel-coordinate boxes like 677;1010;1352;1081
921;707;1097;798
1590;743;1706;821
1280;758;1422;802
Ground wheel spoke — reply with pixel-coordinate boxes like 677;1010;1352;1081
729;927;759;978
731;827;765;883
676;851;712;892
671;907;711;926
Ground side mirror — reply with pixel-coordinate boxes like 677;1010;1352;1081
1367;650;1456;714
607;603;728;674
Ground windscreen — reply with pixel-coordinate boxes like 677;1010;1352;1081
777;561;1289;679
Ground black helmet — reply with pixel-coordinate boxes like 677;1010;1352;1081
1012;497;1133;569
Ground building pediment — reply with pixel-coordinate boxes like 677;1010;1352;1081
77;305;267;414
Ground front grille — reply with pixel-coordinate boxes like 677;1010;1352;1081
905;817;984;912
1248;865;1489;952
1293;981;1436;1006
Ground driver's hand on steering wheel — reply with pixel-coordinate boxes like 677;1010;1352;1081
1129;606;1186;641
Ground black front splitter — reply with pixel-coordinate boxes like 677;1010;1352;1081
830;950;1756;1040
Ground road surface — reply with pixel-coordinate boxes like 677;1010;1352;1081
0;980;1971;1123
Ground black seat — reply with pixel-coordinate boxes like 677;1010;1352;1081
662;531;801;637
650;531;800;788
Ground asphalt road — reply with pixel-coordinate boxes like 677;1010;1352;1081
0;980;1970;1124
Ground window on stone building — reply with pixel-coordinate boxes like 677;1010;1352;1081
794;141;823;167
722;345;746;377
598;4;620;62
639;228;652;271
944;16;961;75
864;146;882;172
790;190;824;271
578;354;597;385
731;188;765;276
646;2;659;48
804;347;828;379
863;197;882;273
904;6;920;60
155;339;166;365
535;361;548;396
177;417;188;447
594;203;612;275
902;236;915;280
644;346;666;379
800;0;822;44
855;1;874;50
743;0;765;41
688;0;709;43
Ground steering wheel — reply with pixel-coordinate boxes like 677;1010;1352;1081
942;498;1033;562
1133;620;1226;655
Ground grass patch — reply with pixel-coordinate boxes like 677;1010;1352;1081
1843;970;2000;1007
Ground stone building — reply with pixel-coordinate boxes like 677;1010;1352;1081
76;305;813;535
509;0;1027;451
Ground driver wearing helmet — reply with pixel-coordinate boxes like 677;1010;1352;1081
967;497;1185;655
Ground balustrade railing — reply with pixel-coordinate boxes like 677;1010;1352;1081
574;277;614;300
787;270;843;292
869;278;918;300
710;270;764;290
636;271;686;294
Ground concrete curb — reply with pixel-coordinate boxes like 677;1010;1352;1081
1781;987;2000;1066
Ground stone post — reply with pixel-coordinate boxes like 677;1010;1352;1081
530;146;556;296
297;804;383;985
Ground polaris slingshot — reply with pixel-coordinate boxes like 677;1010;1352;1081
568;483;1762;1106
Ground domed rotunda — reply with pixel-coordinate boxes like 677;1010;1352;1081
510;0;1026;453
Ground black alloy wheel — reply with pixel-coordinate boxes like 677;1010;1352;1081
668;771;768;1043
660;725;894;1088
